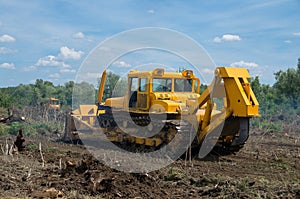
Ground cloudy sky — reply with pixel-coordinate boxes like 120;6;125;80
0;0;299;86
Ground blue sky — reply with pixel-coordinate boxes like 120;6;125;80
0;0;300;86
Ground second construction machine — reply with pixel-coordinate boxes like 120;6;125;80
96;67;259;154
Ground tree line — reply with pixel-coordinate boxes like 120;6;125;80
250;58;300;132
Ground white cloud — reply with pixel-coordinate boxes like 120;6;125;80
112;60;131;68
60;67;76;73
284;40;291;43
293;32;300;36
0;62;15;69
148;9;155;14
36;55;69;67
0;47;16;54
222;34;241;41
30;46;82;75
34;46;83;68
59;46;84;60
0;34;16;42
213;37;222;43
230;61;258;68
213;34;241;42
73;32;85;39
49;73;60;79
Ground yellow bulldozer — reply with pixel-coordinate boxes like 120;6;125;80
64;67;259;155
46;98;60;111
96;67;259;152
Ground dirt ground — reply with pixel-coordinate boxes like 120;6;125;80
0;130;299;198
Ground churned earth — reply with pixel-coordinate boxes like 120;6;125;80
0;130;299;198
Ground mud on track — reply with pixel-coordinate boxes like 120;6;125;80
0;131;299;198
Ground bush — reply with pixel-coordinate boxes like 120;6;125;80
0;121;62;137
0;123;9;136
33;122;60;135
260;121;282;133
8;122;38;136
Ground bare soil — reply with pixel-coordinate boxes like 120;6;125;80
0;131;299;198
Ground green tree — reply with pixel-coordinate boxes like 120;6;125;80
72;81;95;109
97;72;127;101
273;68;300;109
0;90;12;108
64;81;74;106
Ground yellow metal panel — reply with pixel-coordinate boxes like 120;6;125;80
97;110;105;115
144;138;163;146
97;70;107;103
151;100;179;113
221;72;259;117
219;67;251;78
105;97;125;108
135;137;145;145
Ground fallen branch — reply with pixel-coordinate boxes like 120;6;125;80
59;158;62;170
39;142;45;167
5;139;8;155
27;168;32;180
9;144;13;156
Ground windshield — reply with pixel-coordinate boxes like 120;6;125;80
174;78;192;92
152;78;172;92
152;78;193;92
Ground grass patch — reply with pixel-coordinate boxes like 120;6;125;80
44;146;57;151
164;167;187;181
27;143;38;150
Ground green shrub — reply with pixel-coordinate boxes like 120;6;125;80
8;122;38;136
260;121;282;133
0;123;9;136
32;122;59;135
27;143;38;150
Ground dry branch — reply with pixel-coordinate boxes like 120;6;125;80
39;142;45;167
5;138;8;155
9;144;13;156
27;168;32;180
59;158;62;170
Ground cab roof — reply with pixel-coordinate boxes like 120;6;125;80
128;68;195;78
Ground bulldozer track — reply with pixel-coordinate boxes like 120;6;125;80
97;109;193;152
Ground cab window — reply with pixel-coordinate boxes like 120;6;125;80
174;78;192;92
194;79;198;93
130;77;138;91
139;78;147;92
152;78;172;92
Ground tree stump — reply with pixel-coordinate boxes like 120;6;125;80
14;129;25;151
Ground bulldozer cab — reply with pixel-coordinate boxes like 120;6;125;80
127;68;200;112
46;98;60;111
